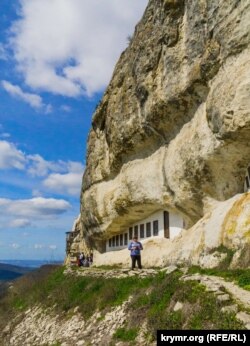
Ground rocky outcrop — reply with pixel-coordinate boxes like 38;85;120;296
2;301;136;346
80;0;250;251
92;192;250;268
65;215;92;265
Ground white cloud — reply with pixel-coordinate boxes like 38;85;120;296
10;243;21;249
1;80;51;111
0;133;11;138
9;218;31;228
0;139;84;178
27;154;66;177
0;138;84;199
43;161;84;196
61;105;71;112
0;197;71;218
32;189;42;197
34;244;44;249
44;172;83;196
0;43;7;60
66;161;84;173
10;0;147;96
45;104;53;114
0;140;26;170
33;244;58;250
27;154;84;178
0;125;11;138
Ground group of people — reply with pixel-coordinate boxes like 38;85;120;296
77;252;93;267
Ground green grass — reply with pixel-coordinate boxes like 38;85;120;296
12;297;27;311
129;270;244;337
188;266;250;291
212;245;235;270
113;327;138;342
0;265;246;342
3;266;155;320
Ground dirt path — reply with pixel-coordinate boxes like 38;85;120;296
183;273;250;329
182;273;250;309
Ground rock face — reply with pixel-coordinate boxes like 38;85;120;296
92;193;250;268
2;301;137;346
65;215;92;265
79;0;250;255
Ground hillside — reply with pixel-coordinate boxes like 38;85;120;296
0;263;32;281
0;265;249;345
0;263;32;282
0;269;23;282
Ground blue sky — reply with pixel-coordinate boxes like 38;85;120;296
0;0;148;261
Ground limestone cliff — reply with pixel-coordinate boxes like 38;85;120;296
78;0;250;259
65;215;92;265
93;193;250;268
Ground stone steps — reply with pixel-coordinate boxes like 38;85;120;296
182;274;250;329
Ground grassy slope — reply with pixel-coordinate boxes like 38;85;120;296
188;245;250;291
188;266;250;291
0;265;247;344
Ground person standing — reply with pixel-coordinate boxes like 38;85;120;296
79;252;85;266
128;236;143;270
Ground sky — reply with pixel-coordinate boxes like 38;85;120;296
0;0;148;261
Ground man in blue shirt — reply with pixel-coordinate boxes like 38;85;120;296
128;236;143;269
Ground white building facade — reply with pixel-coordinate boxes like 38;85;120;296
106;210;184;252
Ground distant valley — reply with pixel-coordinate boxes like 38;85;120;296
0;263;32;282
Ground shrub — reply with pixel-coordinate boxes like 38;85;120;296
113;327;138;341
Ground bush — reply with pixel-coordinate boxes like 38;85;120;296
113;327;138;341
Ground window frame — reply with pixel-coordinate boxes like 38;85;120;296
153;220;159;236
146;222;151;237
140;224;145;238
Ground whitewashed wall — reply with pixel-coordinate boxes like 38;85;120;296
106;210;183;252
169;212;183;238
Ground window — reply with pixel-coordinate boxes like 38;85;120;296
112;236;115;247
116;235;119;246
120;234;123;246
146;222;151;237
109;238;112;247
129;227;133;240
140;224;144;238
124;233;128;245
153;220;159;236
134;225;138;238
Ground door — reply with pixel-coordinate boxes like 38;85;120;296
164;211;170;238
